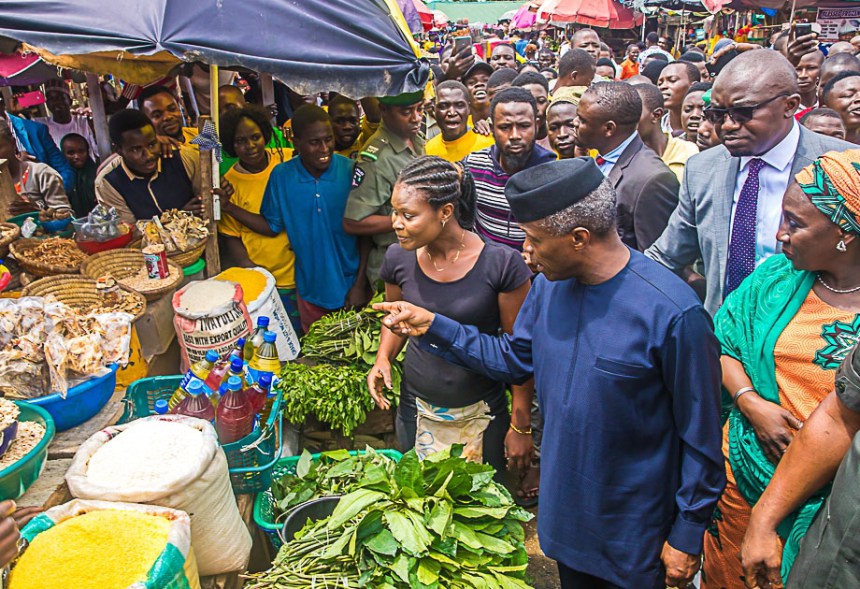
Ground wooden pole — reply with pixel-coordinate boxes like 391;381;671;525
0;159;16;220
200;65;221;278
260;74;275;110
85;73;111;161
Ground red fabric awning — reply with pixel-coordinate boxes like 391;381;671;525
538;0;641;29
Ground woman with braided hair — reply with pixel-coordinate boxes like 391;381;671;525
703;149;860;588
367;155;533;473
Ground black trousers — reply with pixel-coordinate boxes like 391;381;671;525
558;563;625;589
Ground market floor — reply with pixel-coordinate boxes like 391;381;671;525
524;504;561;589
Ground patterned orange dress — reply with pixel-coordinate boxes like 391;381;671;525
703;290;860;588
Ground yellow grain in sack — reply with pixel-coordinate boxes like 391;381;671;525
217;267;267;305
10;500;200;589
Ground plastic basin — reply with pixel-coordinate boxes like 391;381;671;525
75;223;134;254
27;364;118;431
0;402;55;500
6;212;74;239
281;496;341;544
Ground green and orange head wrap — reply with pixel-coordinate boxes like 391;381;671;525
796;149;860;235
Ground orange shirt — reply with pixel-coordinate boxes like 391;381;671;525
620;58;639;80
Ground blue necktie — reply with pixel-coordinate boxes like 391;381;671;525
726;158;765;295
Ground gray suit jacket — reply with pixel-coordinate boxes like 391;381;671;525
645;126;852;316
609;135;680;251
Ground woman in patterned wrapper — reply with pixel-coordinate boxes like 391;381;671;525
703;149;860;588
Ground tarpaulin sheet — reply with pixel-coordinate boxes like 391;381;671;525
0;0;429;98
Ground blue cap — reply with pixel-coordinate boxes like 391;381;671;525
263;330;276;343
154;399;169;414
236;337;246;347
259;373;272;388
227;375;243;391
230;357;244;372
188;380;204;395
218;381;229;393
205;350;220;362
257;316;270;327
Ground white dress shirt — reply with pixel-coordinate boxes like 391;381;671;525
597;132;638;177
729;121;800;266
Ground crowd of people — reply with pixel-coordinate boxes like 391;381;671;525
4;18;860;589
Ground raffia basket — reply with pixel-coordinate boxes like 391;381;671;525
81;250;183;302
9;238;88;277
0;222;21;259
22;274;147;322
128;238;207;268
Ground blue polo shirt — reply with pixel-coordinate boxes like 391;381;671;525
260;154;359;309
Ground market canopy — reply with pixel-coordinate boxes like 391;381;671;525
0;0;429;99
427;1;526;25
539;0;642;28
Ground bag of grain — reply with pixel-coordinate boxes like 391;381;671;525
10;499;200;589
216;267;300;361
173;279;252;373
65;416;251;576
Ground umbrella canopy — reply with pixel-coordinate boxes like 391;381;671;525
0;0;428;99
538;0;641;28
432;10;450;28
0;52;61;86
410;0;436;31
512;6;538;28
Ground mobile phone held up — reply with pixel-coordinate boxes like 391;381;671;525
795;23;812;37
453;35;472;55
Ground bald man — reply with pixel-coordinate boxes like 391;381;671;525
570;29;601;61
818;52;860;104
828;41;856;56
646;50;852;316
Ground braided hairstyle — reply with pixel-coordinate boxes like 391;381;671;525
396;156;476;230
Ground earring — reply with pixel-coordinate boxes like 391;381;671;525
837;240;848;252
441;219;447;228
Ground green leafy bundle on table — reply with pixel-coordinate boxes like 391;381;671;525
246;445;534;589
276;293;404;436
272;448;399;515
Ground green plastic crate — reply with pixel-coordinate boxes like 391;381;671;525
121;375;284;494
253;449;402;550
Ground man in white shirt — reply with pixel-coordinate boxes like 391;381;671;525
639;32;674;66
36;80;99;159
646;50;852;315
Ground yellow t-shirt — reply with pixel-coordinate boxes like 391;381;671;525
219;153;296;289
661;135;699;182
426;129;495;162
181;126;199;148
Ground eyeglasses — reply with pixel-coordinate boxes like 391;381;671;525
702;93;790;124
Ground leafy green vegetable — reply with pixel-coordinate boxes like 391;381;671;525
246;445;534;589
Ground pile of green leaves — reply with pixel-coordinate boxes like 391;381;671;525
247;446;534;589
276;363;400;437
276;293;405;437
272;448;399;515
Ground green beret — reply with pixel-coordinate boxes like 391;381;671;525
378;90;424;106
505;158;605;223
702;88;712;107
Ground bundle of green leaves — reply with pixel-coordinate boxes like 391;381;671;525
272;448;400;514
247;446;534;589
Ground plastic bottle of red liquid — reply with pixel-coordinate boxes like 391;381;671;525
245;373;272;416
230;337;246;363
206;348;246;393
171;380;215;422
216;376;254;444
168;350;220;410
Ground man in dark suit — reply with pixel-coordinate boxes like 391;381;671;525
646;50;852;316
572;81;680;251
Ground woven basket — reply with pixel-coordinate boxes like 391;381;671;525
0;222;20;259
80;250;183;302
22;274;147;322
9;238;88;277
128;238;207;268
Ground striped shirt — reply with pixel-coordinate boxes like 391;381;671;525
463;144;556;250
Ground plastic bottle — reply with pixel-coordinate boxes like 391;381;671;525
260;380;279;425
245;373;272;415
216;376;254;444
153;399;169;415
204;355;232;392
243;317;270;360
248;331;281;382
230;337;246;363
168;350;220;410
209;381;227;409
171;380;215;422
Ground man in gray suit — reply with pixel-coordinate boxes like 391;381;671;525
647;51;852;315
573;81;680;251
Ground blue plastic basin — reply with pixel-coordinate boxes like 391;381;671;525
27;364;118;431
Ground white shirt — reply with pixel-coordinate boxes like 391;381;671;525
597;131;638;177
638;47;674;65
35;115;98;158
729;121;800;265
